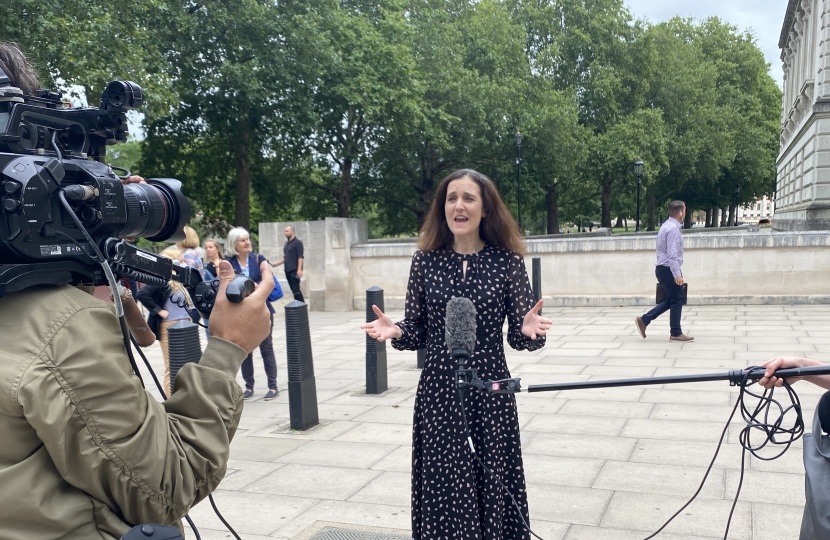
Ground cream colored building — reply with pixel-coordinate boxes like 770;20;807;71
737;195;775;224
776;0;830;230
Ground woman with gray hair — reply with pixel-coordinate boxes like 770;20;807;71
225;227;279;400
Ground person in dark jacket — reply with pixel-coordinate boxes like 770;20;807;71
136;247;199;395
226;227;279;400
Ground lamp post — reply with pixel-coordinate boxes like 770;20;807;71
515;130;523;230
634;159;643;232
734;184;741;226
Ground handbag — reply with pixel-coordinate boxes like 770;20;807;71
800;391;830;539
656;282;688;305
268;275;284;302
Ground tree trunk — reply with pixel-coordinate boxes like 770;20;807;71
545;182;560;234
727;204;734;227
720;206;728;227
601;178;612;228
647;193;655;231
624;218;628;231
415;177;434;230
614;215;624;229
233;134;251;231
705;208;712;228
337;158;352;218
684;210;692;229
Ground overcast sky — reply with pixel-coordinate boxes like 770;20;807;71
624;0;787;86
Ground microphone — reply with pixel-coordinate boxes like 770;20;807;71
445;296;477;367
445;296;522;396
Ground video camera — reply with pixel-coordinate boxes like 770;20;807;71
0;74;223;314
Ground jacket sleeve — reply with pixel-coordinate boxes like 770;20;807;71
136;284;164;315
391;250;427;351
17;303;248;527
505;253;546;351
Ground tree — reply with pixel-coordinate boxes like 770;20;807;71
289;0;420;219
140;0;298;231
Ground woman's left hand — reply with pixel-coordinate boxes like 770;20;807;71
521;300;551;340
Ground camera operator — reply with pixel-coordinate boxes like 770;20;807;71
0;42;275;539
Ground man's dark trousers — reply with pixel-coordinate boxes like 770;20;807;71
285;270;304;302
642;265;683;337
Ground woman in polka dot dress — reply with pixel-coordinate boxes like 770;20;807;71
362;169;552;539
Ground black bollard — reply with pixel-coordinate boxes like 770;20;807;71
417;348;426;369
365;286;388;394
167;320;202;392
532;256;542;315
284;300;319;430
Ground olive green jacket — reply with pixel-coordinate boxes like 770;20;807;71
0;285;248;539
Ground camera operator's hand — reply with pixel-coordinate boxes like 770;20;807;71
209;260;274;353
121;175;146;185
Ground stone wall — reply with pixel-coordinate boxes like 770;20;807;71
352;230;830;309
260;218;367;311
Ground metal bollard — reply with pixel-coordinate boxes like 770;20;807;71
417;348;426;369
167;320;202;392
284;300;319;430
365;286;388;394
532;256;542;316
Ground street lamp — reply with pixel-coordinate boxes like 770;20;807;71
515;130;523;230
734;184;741;226
634;159;643;232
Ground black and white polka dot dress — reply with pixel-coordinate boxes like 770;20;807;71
392;245;545;539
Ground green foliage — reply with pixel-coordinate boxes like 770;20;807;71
1;0;781;238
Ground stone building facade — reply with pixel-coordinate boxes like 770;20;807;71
776;0;830;230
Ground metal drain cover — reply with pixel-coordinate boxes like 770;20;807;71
307;526;410;540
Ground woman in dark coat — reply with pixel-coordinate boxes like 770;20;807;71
361;169;552;539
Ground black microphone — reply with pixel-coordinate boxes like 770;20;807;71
445;296;477;367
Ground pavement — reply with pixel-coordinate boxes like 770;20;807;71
135;301;830;540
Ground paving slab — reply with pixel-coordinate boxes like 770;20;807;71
134;303;830;540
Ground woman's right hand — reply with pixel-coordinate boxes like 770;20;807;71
158;309;169;319
360;305;402;342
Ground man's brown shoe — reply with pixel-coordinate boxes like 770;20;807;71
669;334;694;342
635;317;647;339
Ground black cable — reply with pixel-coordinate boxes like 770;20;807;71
184;515;201;540
644;366;804;540
209;494;242;540
457;389;543;540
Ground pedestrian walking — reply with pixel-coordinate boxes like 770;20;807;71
272;225;305;302
635;200;694;342
226;227;279;400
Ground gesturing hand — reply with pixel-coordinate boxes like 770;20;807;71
360;305;402;342
521;300;551;340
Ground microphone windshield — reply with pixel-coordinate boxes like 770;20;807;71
445;296;477;353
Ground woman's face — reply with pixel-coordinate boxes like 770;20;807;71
445;176;485;240
205;242;219;260
235;236;252;256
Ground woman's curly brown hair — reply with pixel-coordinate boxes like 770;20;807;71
0;42;39;96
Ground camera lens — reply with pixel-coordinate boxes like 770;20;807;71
120;179;190;242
